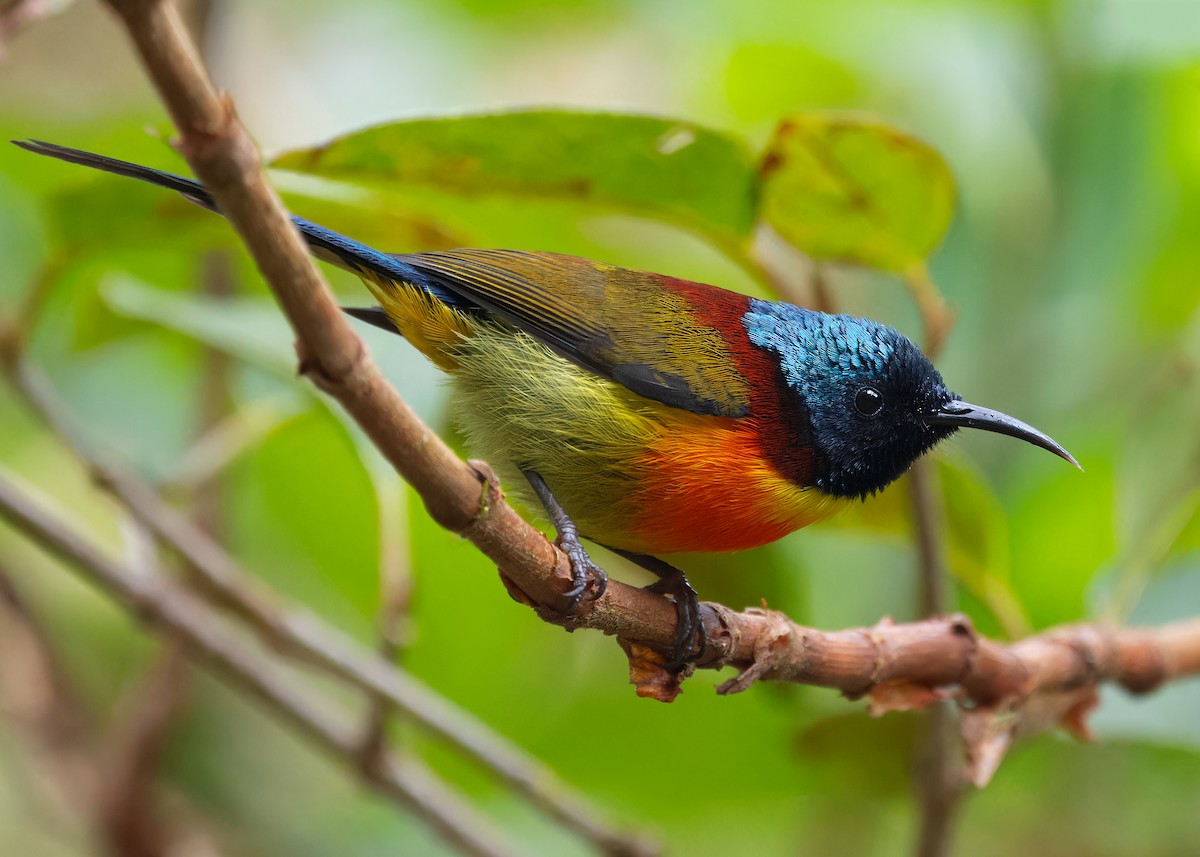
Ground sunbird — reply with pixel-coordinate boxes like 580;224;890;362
16;140;1078;668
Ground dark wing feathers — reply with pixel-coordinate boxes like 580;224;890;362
396;250;608;355
391;249;752;418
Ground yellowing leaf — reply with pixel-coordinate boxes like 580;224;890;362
758;113;955;271
271;110;758;243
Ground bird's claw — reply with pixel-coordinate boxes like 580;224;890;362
559;539;608;612
522;469;608;613
647;571;705;671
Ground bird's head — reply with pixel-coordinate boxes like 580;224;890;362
742;300;1078;499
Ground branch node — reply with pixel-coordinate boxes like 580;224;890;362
842;619;893;699
297;337;369;393
174;92;237;158
715;607;793;695
947;612;981;685
466;459;500;524
354;720;389;782
1117;634;1169;695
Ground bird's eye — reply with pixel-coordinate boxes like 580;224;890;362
854;386;884;417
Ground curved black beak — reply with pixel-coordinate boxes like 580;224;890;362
927;400;1081;469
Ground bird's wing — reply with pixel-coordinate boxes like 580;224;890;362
391;249;754;418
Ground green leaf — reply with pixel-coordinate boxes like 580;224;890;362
46;174;229;254
938;456;1030;637
224;409;382;630
1011;441;1116;628
270;110;758;242
103;273;452;427
757;113;955;271
51;331;208;479
100;274;296;375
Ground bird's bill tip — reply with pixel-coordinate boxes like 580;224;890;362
929;400;1081;470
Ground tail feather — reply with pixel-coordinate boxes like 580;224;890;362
11;139;471;314
14;139;218;210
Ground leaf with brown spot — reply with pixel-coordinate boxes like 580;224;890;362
272;110;758;243
757;113;955;272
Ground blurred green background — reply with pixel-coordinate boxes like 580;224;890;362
2;0;1200;854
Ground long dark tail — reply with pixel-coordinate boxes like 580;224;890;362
11;139;469;315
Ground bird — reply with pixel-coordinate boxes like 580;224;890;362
14;139;1079;669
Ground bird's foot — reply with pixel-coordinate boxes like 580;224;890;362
645;568;705;671
556;531;609;612
606;548;705;671
522;469;607;613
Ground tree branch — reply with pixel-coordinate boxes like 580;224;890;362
0;564;100;830
98;0;671;667
905;261;962;857
100;648;191;857
98;250;235;857
3;353;653;857
4;440;1200;795
6;0;1182;799
908;459;967;857
359;479;415;767
0;468;520;857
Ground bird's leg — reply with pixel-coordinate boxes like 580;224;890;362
522;470;608;611
606;548;704;671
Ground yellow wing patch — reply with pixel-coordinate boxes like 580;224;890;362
360;271;475;371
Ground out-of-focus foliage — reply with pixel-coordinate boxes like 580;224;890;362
272;111;758;242
1;0;1199;855
758;114;956;271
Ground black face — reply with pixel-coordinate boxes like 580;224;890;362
810;334;960;499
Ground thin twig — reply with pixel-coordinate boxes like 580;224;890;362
99;238;235;857
0;563;226;857
808;262;835;315
159;398;302;496
98;250;236;857
0;564;99;825
3;351;654;856
0;468;518;857
19;0;1186;796
908;460;966;857
905;255;965;857
188;250;236;535
3;463;1200;789
100;648;191;857
359;474;415;766
905;263;954;359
